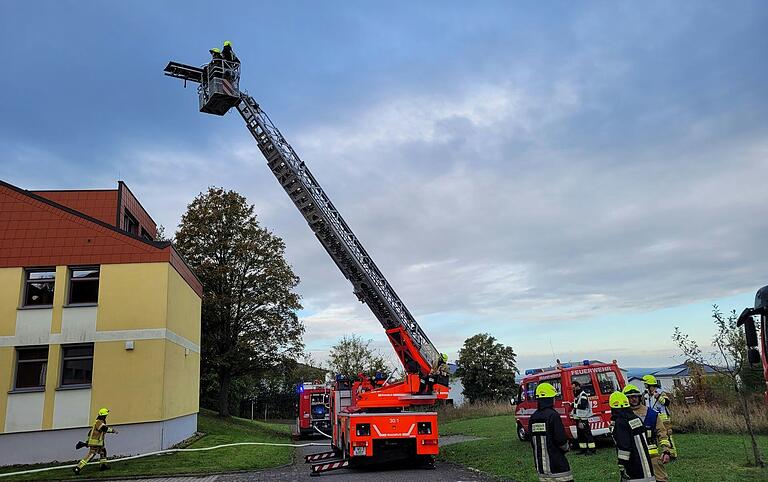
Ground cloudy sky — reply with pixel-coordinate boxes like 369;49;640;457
2;1;766;371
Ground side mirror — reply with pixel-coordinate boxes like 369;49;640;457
737;308;759;348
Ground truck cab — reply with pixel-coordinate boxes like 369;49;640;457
515;360;625;442
296;381;332;438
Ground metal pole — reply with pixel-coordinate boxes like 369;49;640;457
251;399;254;421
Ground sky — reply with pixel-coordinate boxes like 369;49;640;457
1;1;767;372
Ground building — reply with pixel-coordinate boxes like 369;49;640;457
0;180;202;465
628;363;727;394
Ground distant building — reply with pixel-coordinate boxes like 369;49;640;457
628;363;727;393
0;180;202;465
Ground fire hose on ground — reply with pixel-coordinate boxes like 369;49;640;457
0;440;332;478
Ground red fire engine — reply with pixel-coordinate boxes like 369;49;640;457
295;382;332;438
515;360;626;442
165;52;450;475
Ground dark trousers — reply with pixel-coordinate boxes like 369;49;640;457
576;420;595;451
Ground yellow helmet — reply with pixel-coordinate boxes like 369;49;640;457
98;408;110;417
210;48;221;53
609;391;630;409
535;382;558;399
622;384;642;395
441;353;448;362
223;40;233;47
642;375;658;386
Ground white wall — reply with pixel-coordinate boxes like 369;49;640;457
53;389;91;429
5;391;45;432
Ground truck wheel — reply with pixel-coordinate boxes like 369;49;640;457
517;422;528;441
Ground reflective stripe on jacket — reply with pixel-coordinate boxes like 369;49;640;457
530;403;573;482
86;419;114;447
612;409;656;481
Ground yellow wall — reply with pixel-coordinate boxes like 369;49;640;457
41;344;61;429
50;266;68;334
97;263;169;332
0;267;22;336
0;347;14;431
90;340;166;424
162;341;200;420
166;265;202;345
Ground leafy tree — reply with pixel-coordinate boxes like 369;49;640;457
175;187;304;417
673;305;764;467
327;334;390;380
455;333;518;403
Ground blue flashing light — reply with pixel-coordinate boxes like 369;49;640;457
561;363;572;368
297;383;304;394
582;360;590;366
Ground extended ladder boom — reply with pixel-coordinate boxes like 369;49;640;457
236;96;440;376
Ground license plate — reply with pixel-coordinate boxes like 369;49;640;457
353;446;366;456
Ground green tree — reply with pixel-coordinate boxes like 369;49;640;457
673;305;764;467
327;334;390;380
455;333;518;403
175;187;304;417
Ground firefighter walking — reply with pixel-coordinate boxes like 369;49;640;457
609;391;655;481
624;385;671;481
73;408;118;474
572;380;596;455
643;375;677;459
529;382;573;482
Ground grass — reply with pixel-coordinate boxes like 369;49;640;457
437;400;516;422
439;414;768;481
673;403;768;434
0;410;293;481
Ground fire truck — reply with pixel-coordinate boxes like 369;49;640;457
737;284;768;402
515;360;625;442
295;381;332;438
164;53;450;475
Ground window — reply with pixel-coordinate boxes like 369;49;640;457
140;227;153;241
23;269;56;307
123;210;139;236
68;267;99;305
547;377;563;400
15;346;48;390
570;374;595;396
61;344;94;387
596;371;621;394
524;382;537;402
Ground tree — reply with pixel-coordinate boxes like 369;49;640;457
175;187;304;417
327;334;390;380
455;333;518;403
673;305;764;467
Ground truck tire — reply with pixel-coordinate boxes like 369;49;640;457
517;422;529;441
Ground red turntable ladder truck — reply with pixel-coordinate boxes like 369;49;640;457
164;53;449;475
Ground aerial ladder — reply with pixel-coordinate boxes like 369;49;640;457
164;53;449;474
737;285;768;402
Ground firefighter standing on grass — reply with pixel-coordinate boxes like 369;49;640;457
643;375;677;458
73;408;118;474
571;380;596;455
529;382;573;482
609;391;655;481
624;385;671;481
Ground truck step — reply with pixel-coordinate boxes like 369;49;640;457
310;459;349;476
305;450;339;463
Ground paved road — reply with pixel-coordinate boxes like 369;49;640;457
126;436;494;482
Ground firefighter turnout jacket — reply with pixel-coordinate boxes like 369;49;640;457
644;390;671;418
529;398;573;482
572;389;593;419
87;418;115;447
612;408;656;481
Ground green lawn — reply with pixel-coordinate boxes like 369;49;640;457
440;415;768;481
0;411;294;481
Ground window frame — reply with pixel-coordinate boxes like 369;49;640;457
570;373;596;397
13;346;49;392
596;371;621;395
67;266;100;306
59;343;95;389
22;268;56;308
123;209;139;236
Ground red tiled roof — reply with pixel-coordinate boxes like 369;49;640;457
0;180;202;297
